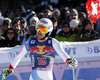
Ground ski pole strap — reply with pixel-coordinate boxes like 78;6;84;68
71;57;75;80
2;68;9;80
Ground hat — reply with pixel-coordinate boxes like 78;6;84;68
45;5;53;11
52;8;60;16
79;12;86;18
70;9;78;16
13;17;20;22
82;18;93;28
19;17;26;22
30;17;39;24
62;21;70;27
69;19;79;28
12;17;20;26
3;18;11;25
26;11;36;21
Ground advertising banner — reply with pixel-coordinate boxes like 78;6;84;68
0;39;100;80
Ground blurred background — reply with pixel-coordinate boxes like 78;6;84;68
0;0;87;17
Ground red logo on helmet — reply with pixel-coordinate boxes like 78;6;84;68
40;20;48;24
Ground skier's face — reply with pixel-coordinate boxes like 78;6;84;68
37;30;46;40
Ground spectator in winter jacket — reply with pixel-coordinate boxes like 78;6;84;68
55;21;76;42
12;18;25;44
3;28;21;47
75;18;100;42
50;8;62;38
51;8;62;28
19;17;27;29
1;18;11;36
21;25;36;44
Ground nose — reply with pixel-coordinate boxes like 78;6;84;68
37;30;42;33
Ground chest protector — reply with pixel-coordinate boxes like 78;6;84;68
28;37;56;71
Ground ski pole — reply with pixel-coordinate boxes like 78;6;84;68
2;68;8;80
71;57;75;80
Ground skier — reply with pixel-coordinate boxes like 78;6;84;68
1;18;78;80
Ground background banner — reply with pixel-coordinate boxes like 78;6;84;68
0;39;100;80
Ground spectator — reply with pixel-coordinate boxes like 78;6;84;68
26;11;36;27
2;18;12;36
19;17;27;29
21;25;36;44
43;9;52;19
37;12;44;19
45;5;53;12
30;16;39;26
64;9;70;22
77;25;83;34
78;12;87;34
60;7;70;22
55;21;76;42
3;28;21;47
69;9;79;21
26;25;36;38
50;17;58;38
51;8;62;28
78;12;86;25
12;19;25;44
75;18;100;42
19;17;27;37
50;8;62;38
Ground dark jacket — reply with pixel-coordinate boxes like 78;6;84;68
4;39;21;47
2;28;21;47
75;29;100;42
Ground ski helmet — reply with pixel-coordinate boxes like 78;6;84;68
36;18;53;35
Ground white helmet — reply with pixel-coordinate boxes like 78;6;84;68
36;18;53;35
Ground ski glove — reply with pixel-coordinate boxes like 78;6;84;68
66;58;78;68
1;68;13;79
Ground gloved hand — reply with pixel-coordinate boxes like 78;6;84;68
66;58;78;68
1;68;13;79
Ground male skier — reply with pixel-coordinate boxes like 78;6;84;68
1;18;78;80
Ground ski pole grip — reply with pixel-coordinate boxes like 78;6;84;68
2;68;8;80
71;57;74;60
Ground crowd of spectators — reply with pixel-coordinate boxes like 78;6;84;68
0;0;100;48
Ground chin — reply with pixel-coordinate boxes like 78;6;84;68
37;36;42;39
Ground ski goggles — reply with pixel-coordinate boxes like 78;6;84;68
36;25;48;33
